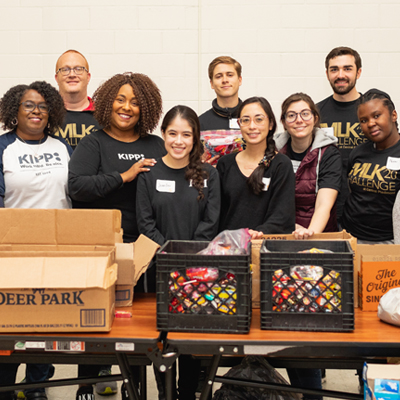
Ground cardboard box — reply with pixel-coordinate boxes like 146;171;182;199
251;231;356;308
364;364;400;400
358;245;400;311
114;235;160;307
0;251;117;332
0;209;159;329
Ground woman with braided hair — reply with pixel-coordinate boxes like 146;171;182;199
217;96;295;237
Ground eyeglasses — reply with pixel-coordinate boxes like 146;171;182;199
20;101;49;114
238;115;268;127
56;66;88;76
285;109;313;124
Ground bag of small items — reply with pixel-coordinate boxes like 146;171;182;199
212;356;301;400
378;287;400;327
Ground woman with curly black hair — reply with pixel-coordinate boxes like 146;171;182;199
0;81;70;400
68;72;165;244
0;81;70;209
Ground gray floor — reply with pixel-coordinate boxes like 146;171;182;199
14;363;361;400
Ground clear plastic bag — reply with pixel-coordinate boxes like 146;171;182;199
378;287;400;327
212;356;301;400
197;229;251;255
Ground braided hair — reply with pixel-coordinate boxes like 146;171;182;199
238;97;277;195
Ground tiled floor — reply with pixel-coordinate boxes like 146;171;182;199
14;363;362;400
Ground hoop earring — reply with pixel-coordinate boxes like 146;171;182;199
12;118;18;126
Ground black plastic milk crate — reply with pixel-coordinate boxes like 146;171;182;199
260;240;354;332
156;240;251;333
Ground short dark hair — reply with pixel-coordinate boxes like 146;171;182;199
161;105;208;200
0;81;65;134
208;56;242;80
325;46;362;71
280;92;321;129
358;88;398;129
93;72;162;137
237;97;277;195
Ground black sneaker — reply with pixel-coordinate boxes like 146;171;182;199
76;386;94;400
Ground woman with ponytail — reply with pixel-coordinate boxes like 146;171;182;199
136;105;220;399
136;104;220;245
217;96;295;237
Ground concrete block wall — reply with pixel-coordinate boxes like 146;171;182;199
0;0;399;132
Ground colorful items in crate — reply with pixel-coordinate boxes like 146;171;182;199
201;130;243;165
168;268;238;315
272;248;342;313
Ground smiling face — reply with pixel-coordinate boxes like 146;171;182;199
109;84;140;136
210;63;242;101
239;103;272;147
16;90;49;140
358;99;399;150
162;116;194;167
55;51;90;97
283;100;315;142
326;54;361;97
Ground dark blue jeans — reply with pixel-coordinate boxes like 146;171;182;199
287;368;322;400
0;363;52;399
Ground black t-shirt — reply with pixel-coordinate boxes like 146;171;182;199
136;159;220;245
286;139;342;192
54;109;101;150
317;95;368;221
217;152;296;234
342;140;400;241
68;129;166;242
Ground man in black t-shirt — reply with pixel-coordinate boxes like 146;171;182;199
54;50;100;150
199;55;243;131
317;47;368;225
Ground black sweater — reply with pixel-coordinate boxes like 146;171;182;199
68;130;166;242
217;152;296;234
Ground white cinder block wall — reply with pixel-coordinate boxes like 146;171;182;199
0;0;399;133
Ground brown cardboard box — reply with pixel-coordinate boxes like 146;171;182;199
0;251;117;332
251;231;356;308
0;209;159;322
358;245;400;311
115;235;160;307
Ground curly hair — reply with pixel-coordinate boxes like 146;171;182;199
0;81;66;135
238;96;277;196
93;72;162;137
161;105;208;201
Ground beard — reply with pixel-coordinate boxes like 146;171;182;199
330;78;357;96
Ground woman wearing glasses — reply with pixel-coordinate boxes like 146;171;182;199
275;93;342;239
217;96;295;237
0;81;70;400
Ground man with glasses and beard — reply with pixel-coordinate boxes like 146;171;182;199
54;50;100;150
317;47;368;227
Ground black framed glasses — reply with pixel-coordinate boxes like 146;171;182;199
238;115;268;127
285;109;313;123
56;66;88;76
20;101;49;114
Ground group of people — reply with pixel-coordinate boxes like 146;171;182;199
0;45;398;400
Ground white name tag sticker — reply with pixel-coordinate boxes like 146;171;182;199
262;177;271;191
229;118;240;129
291;160;301;174
387;157;400;171
156;179;175;193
